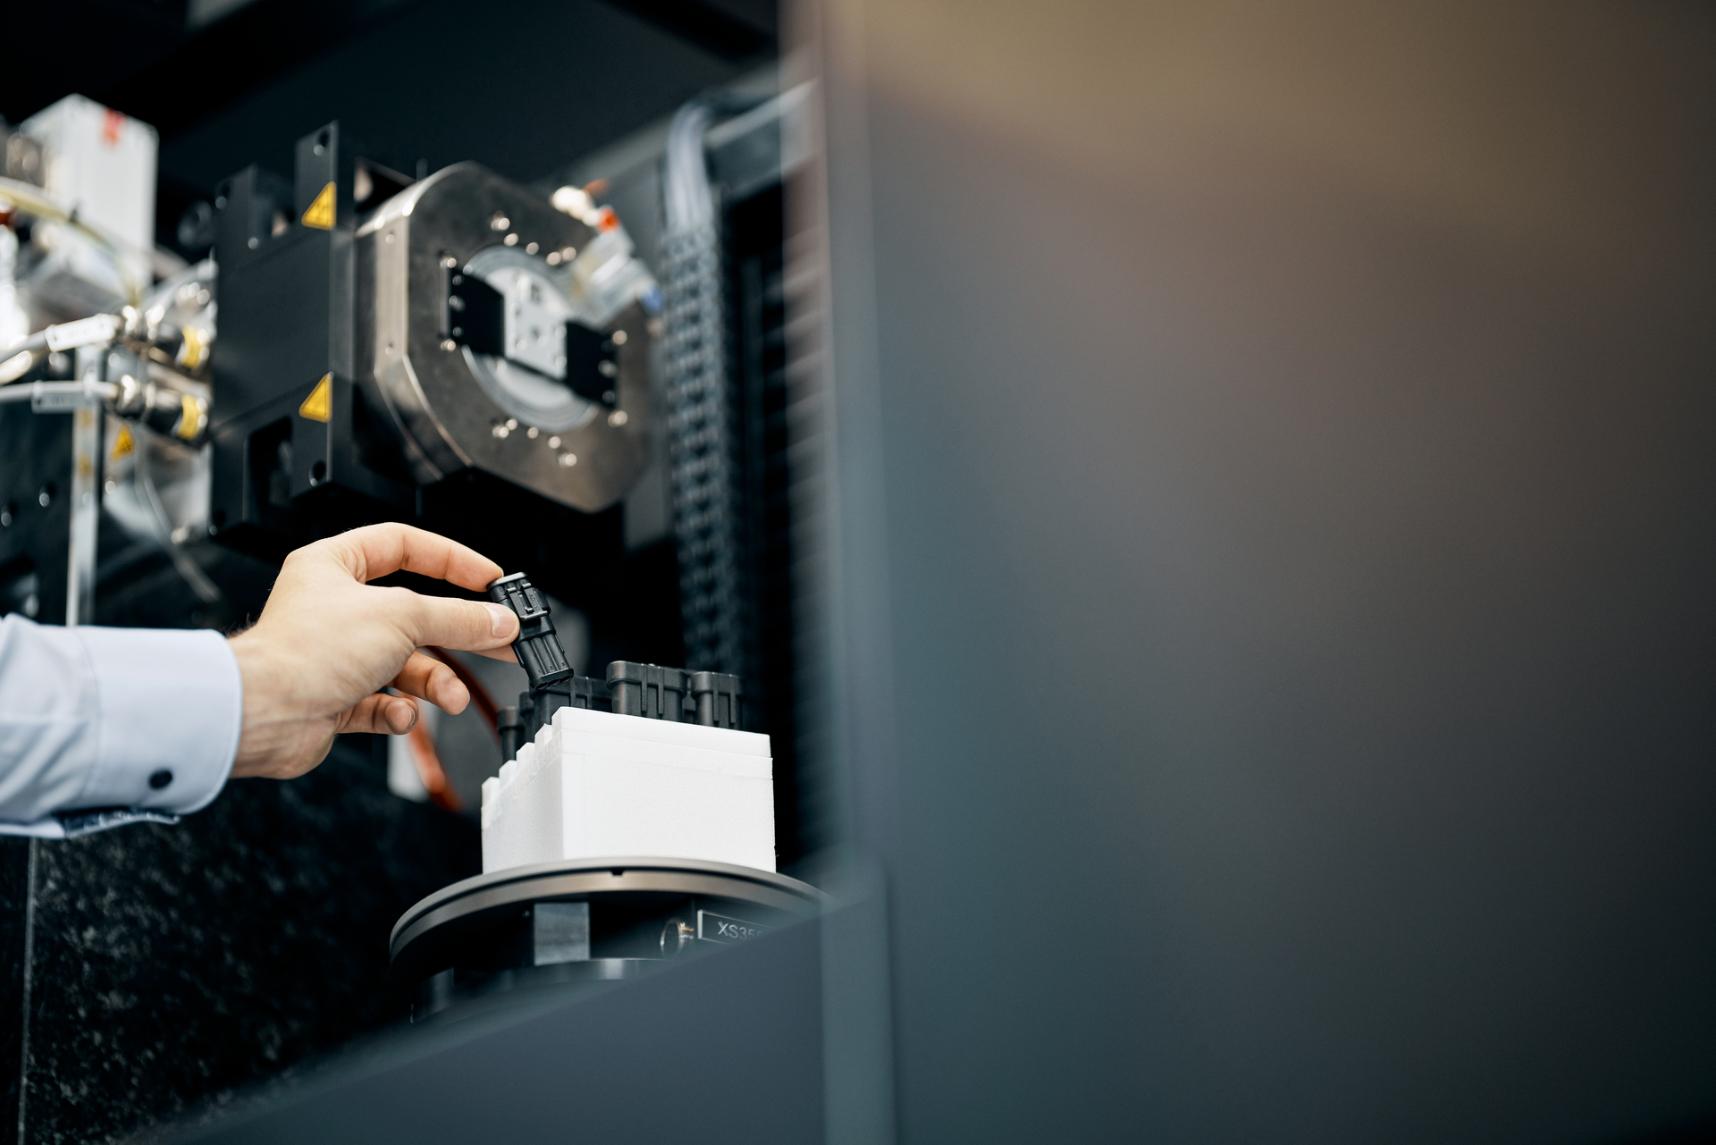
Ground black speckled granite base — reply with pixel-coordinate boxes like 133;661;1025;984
0;837;29;1145
0;742;478;1144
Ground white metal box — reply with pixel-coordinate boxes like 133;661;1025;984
22;95;158;303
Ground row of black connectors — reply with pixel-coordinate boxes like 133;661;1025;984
487;572;742;761
499;664;744;762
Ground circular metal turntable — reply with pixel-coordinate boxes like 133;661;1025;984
357;163;654;513
389;858;824;1020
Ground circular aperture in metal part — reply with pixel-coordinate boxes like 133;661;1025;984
460;247;598;434
363;162;651;512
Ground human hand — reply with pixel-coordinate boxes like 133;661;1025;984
226;523;519;780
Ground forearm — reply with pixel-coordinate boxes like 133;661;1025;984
0;616;240;835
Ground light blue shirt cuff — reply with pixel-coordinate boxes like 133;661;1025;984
68;626;242;816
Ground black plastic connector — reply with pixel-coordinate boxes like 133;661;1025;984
488;575;748;761
496;705;521;763
516;692;537;743
537;673;614;730
487;572;572;690
689;671;742;730
571;675;610;712
606;662;688;721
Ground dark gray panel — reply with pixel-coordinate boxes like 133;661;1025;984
817;3;1716;1142
164;916;824;1144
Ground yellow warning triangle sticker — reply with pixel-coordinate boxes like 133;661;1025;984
299;373;333;422
111;424;135;460
301;182;336;230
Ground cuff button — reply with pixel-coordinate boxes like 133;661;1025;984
148;769;174;791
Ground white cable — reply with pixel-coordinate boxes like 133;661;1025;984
665;102;718;233
0;379;118;406
0;312;125;384
0;176;146;304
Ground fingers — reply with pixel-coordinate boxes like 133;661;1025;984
398;592;520;653
392;651;472;715
320;523;504;590
337;693;419;735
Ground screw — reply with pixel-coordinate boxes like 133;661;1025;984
504;233;519;247
491;212;511;231
611;329;628;346
608;410;628;428
558;452;578;467
441;339;458;352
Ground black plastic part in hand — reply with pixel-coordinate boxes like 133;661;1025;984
486;572;572;691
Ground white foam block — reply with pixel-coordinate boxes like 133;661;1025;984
480;708;775;874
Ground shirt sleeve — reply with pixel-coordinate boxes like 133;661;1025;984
0;616;242;837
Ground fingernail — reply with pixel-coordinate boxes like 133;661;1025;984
487;603;517;639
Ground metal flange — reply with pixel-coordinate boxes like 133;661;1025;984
358;163;652;512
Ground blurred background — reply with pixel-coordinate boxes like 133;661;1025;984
2;2;1715;1142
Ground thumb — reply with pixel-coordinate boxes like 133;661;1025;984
402;594;519;652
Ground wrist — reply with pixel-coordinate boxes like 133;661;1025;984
228;630;300;779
